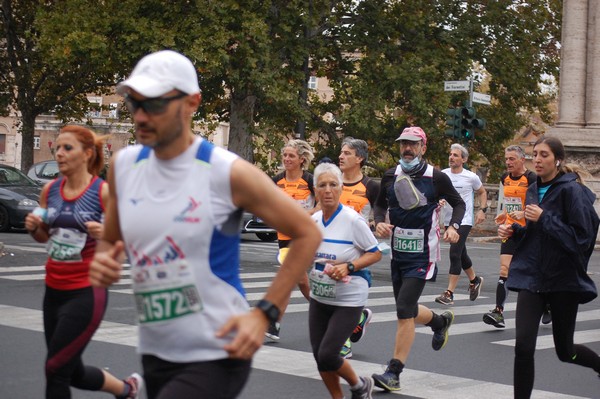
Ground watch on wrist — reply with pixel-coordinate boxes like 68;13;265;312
255;299;280;324
481;207;488;213
451;222;460;230
347;262;355;273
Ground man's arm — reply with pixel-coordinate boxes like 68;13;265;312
89;156;126;288
231;159;321;308
217;158;322;358
474;184;487;226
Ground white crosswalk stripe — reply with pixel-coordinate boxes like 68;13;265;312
0;303;586;399
2;264;600;353
2;257;599;399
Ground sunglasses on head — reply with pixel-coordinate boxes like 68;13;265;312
124;92;187;115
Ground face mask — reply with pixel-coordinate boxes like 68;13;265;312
399;156;420;171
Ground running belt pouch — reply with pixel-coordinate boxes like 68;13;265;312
393;170;427;210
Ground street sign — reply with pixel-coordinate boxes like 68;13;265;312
473;92;491;105
444;80;470;91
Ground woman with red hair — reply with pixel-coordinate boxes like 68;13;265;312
25;125;142;399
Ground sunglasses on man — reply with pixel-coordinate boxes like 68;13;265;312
124;92;187;115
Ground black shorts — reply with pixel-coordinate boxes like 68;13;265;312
500;237;517;255
142;355;251;399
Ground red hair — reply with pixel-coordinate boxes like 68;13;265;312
59;125;108;176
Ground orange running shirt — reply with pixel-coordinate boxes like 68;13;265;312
339;175;380;222
272;171;315;241
501;170;536;226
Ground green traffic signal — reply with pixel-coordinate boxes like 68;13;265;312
459;106;485;141
445;107;461;138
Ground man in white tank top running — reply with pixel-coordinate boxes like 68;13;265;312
89;50;321;399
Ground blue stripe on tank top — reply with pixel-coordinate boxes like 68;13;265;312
209;227;245;298
135;146;151;164
195;139;214;163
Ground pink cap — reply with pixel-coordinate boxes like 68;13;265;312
395;126;427;145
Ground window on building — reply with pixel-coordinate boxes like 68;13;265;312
0;134;5;154
87;96;103;117
308;76;318;90
109;103;118;119
34;136;40;149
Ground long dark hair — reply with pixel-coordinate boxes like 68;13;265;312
533;136;590;184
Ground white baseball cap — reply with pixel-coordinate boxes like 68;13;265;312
116;50;200;98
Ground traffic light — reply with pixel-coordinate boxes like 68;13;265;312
460;106;486;141
445;107;461;138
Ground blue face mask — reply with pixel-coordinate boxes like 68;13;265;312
400;157;420;170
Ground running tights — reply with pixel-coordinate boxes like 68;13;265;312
43;286;108;399
309;299;363;372
514;290;600;399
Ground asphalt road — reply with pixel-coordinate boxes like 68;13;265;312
1;231;599;398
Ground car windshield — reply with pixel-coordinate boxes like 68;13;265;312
0;167;38;186
41;162;59;179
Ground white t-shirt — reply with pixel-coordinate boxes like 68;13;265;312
310;205;378;307
442;168;482;227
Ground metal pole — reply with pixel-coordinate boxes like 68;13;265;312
468;74;474;107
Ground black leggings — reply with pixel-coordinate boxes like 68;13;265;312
448;225;472;275
514;290;600;399
43;286;108;399
142;355;251;399
309;299;363;372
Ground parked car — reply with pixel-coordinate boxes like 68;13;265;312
27;160;59;184
240;211;277;242
0;165;42;232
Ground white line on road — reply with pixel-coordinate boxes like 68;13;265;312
0;304;586;399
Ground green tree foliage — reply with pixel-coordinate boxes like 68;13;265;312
1;0;561;180
306;0;561;179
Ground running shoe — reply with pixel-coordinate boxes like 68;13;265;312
265;321;281;341
340;338;352;359
435;290;454;306
469;276;484;301
124;372;143;399
483;308;505;328
542;306;552;325
431;311;454;351
350;308;373;343
350;376;373;399
371;360;402;392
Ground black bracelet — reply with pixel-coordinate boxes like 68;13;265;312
481;207;488;213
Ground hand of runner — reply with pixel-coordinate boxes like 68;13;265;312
218;309;267;360
89;241;125;288
375;222;393;238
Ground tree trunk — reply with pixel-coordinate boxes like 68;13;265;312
228;91;256;163
19;110;36;173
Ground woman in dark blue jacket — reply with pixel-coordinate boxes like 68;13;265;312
498;136;600;399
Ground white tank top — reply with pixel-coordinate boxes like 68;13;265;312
115;137;248;362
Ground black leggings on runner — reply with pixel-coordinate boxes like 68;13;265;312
142;354;251;399
448;225;472;275
309;299;363;372
43;286;108;399
514;290;600;399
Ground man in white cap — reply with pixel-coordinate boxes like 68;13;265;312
89;50;321;399
371;126;465;392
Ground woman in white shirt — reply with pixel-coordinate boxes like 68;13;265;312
308;163;382;399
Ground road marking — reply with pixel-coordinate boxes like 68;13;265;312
0;304;586;399
2;268;600;351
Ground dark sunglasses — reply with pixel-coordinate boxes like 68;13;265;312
124;92;187;115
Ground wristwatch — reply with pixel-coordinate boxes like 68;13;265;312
347;262;356;273
255;299;280;324
451;222;460;230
